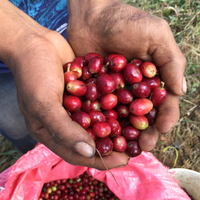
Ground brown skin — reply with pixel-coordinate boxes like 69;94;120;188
67;0;186;151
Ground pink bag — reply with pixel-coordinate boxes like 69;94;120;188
0;143;190;200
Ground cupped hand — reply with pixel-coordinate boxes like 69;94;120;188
4;26;129;169
67;0;186;151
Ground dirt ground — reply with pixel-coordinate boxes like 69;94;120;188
152;93;200;172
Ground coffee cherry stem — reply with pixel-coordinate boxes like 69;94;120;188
105;62;109;67
160;81;165;89
96;149;119;187
67;63;71;72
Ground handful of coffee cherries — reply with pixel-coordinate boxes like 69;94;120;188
62;53;167;157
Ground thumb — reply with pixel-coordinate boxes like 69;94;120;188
27;102;95;158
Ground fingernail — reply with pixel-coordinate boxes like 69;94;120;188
163;128;173;135
116;157;130;168
74;142;94;158
117;162;129;168
182;77;187;94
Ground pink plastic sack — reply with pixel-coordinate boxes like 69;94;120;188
0;143;190;200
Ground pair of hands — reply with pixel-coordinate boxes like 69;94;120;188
4;0;186;170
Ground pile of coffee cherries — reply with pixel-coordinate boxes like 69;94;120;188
63;53;167;157
39;172;119;200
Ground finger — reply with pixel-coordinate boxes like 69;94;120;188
138;125;159;152
52;142;130;170
26;102;96;158
26;118;129;170
155;91;180;134
149;18;186;96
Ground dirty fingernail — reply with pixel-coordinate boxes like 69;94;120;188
182;77;187;94
74;142;94;158
117;162;129;168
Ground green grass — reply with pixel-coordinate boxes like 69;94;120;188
0;135;22;173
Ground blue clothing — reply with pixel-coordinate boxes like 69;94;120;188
0;0;69;73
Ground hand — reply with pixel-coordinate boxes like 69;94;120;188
1;1;129;170
67;0;186;151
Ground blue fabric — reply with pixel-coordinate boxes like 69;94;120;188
0;0;68;73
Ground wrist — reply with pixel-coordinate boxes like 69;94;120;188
67;0;120;19
0;1;48;69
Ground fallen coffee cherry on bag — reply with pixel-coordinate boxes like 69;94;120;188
39;172;119;200
63;53;167;157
